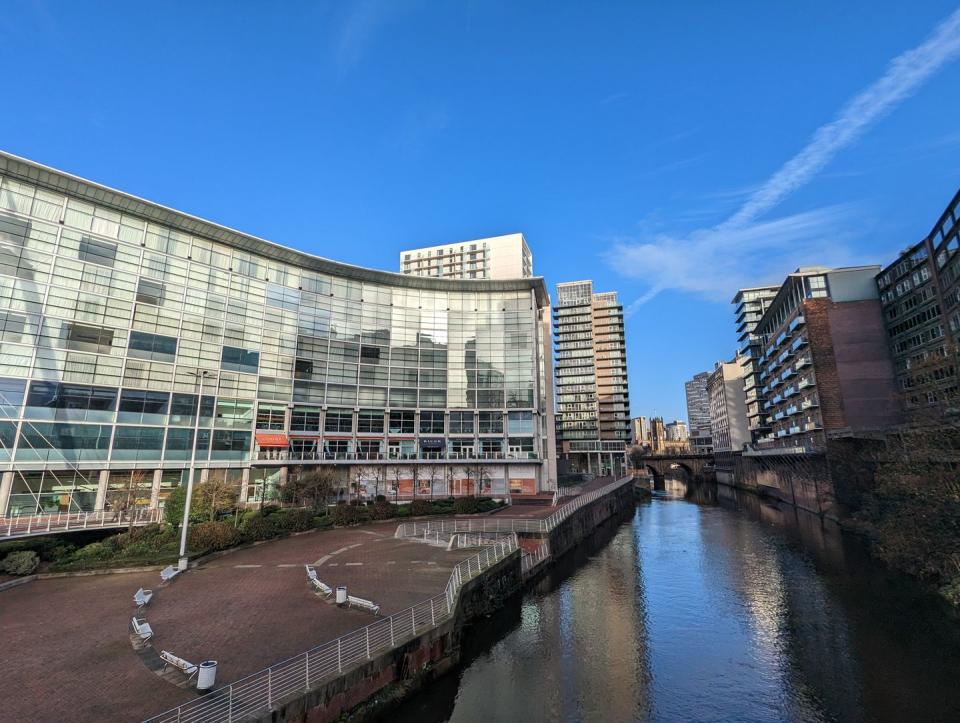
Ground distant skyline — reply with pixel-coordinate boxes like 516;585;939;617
2;2;959;420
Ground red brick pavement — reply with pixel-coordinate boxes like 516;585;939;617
0;521;472;723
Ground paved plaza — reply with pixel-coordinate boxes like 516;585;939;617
0;520;475;722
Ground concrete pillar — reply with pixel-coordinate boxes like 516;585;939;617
149;469;162;508
0;471;13;517
95;470;109;511
239;467;250;506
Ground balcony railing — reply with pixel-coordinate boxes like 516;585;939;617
791;336;808;351
801;399;819;410
789;315;805;332
795;356;812;370
255;450;538;462
798;378;814;390
783;385;797;397
785;405;799;416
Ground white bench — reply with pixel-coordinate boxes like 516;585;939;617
160;565;181;584
347;595;380;615
312;578;333;597
160;650;198;680
305;564;318;581
133;587;153;610
131;616;154;641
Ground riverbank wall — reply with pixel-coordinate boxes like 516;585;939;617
256;549;522;723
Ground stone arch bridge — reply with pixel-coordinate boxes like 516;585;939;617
633;454;714;485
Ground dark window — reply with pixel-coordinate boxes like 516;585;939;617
357;410;384;434
360;345;381;363
479;412;503;434
294;358;314;378
117;390;170;422
25;382;117;412
211;430;251;457
16;423;112;461
221;346;260;374
128;331;177;362
78;236;117;267
449;411;474;434
0;420;17;455
419;411;444;434
256;404;285;430
62;323;114;353
324;409;353;433
388;411;415;434
0;311;26;342
168;394;215;425
112;426;165;460
291;406;321;432
136;278;164;305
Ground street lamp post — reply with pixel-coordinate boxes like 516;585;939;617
178;370;211;569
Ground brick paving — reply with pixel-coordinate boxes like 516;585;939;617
0;520;470;723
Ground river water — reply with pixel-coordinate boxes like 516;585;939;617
390;483;960;722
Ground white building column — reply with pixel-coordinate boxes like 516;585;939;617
95;470;109;511
0;471;13;516
149;469;162;508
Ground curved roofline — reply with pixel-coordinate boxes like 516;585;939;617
0;150;548;306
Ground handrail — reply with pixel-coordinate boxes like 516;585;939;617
143;537;519;723
2;507;162;539
395;475;633;539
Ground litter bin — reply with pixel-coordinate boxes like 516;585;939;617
197;660;218;691
336;586;348;604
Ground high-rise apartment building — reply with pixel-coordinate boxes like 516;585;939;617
684;371;712;453
0;152;557;517
732;286;779;442
665;419;689;442
753;266;900;452
707;358;750;453
631;415;651;445
399;233;533;280
553;280;630;476
876;188;959;418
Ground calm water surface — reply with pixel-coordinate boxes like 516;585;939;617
390;484;960;723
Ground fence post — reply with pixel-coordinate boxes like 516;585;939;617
305;652;310;691
390;616;395;646
412;606;416;635
268;667;273;708
366;627;371;659
338;639;342;673
431;598;436;626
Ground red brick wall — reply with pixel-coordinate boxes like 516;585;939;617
826;299;901;431
805;299;847;431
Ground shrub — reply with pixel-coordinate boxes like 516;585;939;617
0;537;74;562
330;505;369;526
275;508;314;533
70;542;112;561
114;524;175;552
410;499;432;517
371;501;396;520
242;513;281;541
453;496;480;515
375;494;387;502
2;550;39;576
188;521;241;552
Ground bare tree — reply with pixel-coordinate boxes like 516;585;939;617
284;467;337;512
194;476;240;522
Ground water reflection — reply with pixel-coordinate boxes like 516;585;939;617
389;484;960;722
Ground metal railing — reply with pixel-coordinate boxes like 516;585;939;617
2;507;162;539
395;475;633;539
144;537;518;723
521;541;551;574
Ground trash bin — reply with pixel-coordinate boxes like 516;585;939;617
336;586;348;604
197;660;218;691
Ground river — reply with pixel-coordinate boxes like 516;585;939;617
389;482;960;722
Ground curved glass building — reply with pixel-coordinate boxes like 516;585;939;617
0;152;556;516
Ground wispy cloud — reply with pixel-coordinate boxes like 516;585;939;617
601;91;629;105
334;0;413;76
610;7;960;309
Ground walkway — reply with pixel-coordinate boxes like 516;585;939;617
0;520;468;722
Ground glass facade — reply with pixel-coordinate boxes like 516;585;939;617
0;153;554;515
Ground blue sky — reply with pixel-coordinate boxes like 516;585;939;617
3;2;959;421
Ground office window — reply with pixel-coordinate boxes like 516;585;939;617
478;411;503;434
215;398;254;428
0;311;27;343
0;378;27;417
388;410;415;434
357;409;384;434
136;278;164;305
16;422;112;461
507;411;534;434
24;382;117;421
256;403;286;430
78;236;117;267
168;393;215;425
112;426;165;461
221;346;260;374
128;331;177;363
117;390;170;423
419;410;444;434
62;322;114;354
211;430;251;460
290;406;321;432
449;411;474;434
325;409;353;433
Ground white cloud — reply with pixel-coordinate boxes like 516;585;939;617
610;205;860;315
612;7;960;307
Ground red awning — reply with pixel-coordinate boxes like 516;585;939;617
255;433;289;448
